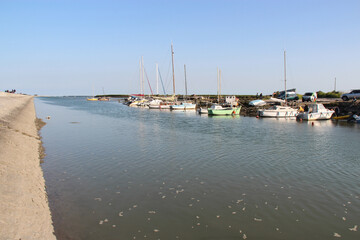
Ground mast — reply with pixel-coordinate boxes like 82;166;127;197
139;58;142;96
184;64;188;100
219;69;222;102
284;50;287;104
171;43;176;96
142;56;144;96
217;67;219;103
156;63;159;95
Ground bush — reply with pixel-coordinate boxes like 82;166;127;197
317;91;342;98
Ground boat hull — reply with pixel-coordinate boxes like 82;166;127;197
149;104;161;109
297;111;334;120
198;108;208;114
170;103;196;111
258;110;298;118
332;115;350;120
208;106;241;115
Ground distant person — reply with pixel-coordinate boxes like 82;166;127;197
256;93;258;98
260;93;263;99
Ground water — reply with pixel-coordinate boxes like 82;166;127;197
35;97;360;240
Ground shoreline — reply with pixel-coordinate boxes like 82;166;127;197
0;93;56;239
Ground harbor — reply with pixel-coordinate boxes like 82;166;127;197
34;96;359;240
1;1;360;239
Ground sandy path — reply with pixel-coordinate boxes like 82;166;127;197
0;93;56;239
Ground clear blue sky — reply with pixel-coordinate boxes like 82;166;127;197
1;0;359;96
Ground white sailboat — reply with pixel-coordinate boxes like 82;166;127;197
171;64;196;110
258;51;298;118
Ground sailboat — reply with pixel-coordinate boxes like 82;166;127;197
98;87;110;101
158;43;176;109
258;51;298;118
87;85;98;101
207;68;241;115
171;64;196;110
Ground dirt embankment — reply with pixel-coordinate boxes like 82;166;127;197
0;93;56;239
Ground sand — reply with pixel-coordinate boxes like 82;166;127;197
0;92;56;239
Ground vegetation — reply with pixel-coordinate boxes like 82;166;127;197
317;91;342;98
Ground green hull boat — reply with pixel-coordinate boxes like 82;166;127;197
208;105;241;115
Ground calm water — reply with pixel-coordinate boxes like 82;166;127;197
35;97;360;240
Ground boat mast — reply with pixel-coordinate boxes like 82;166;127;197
139;58;142;96
184;64;188;100
142;56;145;97
219;69;222;103
156;63;159;95
171;43;176;97
284;50;287;104
217;67;219;103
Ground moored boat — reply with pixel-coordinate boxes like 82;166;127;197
332;115;350;120
258;105;298;118
249;99;266;106
207;104;241;115
198;107;209;114
170;102;196;111
148;99;163;109
98;97;110;101
297;103;334;120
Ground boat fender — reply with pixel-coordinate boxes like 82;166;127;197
232;110;236;114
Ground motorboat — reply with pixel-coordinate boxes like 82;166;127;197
297;103;334;120
258;105;298;118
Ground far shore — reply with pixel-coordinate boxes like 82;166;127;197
0;92;56;239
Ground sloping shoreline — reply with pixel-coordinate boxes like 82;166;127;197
0;93;56;239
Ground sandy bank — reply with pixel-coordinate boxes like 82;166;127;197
0;93;56;239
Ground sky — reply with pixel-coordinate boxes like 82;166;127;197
1;0;359;96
